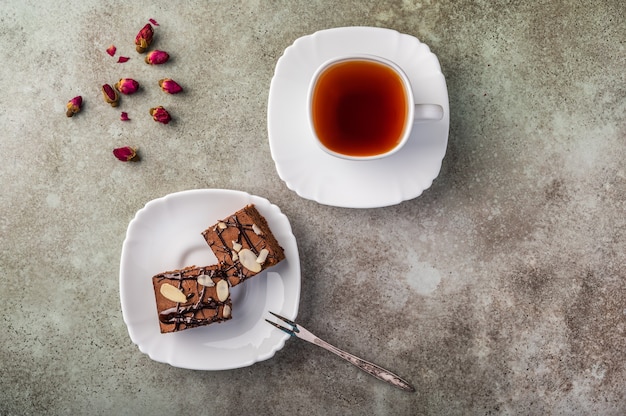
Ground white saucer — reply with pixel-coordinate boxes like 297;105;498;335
119;189;300;370
267;27;449;208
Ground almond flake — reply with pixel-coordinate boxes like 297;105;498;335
232;241;242;252
256;248;269;264
216;279;230;302
160;283;187;303
238;248;262;272
197;274;215;287
223;304;231;318
252;223;262;235
217;221;227;229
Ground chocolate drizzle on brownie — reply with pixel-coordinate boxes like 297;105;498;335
158;298;223;329
201;205;286;287
152;265;232;333
212;215;261;256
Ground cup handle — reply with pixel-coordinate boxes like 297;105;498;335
414;104;444;121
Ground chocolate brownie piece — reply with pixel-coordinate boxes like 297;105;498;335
201;204;285;286
152;265;232;333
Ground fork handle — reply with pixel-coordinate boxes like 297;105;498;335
312;337;416;392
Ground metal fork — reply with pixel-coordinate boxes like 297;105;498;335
266;311;415;392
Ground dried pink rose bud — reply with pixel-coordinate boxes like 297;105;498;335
106;45;116;56
120;112;130;121
117;56;130;63
158;78;183;94
145;50;169;65
135;23;154;53
115;78;139;95
102;84;119;107
149;106;171;124
113;146;138;162
66;95;83;117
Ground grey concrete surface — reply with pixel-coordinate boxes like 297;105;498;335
1;1;624;415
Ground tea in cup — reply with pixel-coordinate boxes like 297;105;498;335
308;55;443;160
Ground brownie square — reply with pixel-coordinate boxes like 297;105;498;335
201;204;285;286
152;265;232;333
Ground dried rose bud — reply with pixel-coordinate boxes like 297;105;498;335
106;45;116;56
113;146;138;162
117;56;130;63
149;106;171;124
158;78;183;94
115;78;139;95
66;95;82;117
145;50;169;65
135;23;154;53
102;84;119;107
120;112;130;121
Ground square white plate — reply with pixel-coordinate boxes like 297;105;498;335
119;189;300;370
268;27;449;208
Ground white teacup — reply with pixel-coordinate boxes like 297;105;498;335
307;54;443;160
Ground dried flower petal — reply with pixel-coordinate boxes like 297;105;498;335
106;45;117;56
145;50;169;65
66;95;82;117
120;112;130;121
114;78;139;95
102;84;119;107
149;18;159;26
117;56;130;63
158;78;183;94
135;23;154;53
113;146;138;161
149;106;171;124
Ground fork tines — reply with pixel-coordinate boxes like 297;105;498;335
265;311;297;336
268;311;297;326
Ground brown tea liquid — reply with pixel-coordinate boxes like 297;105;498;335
311;59;409;157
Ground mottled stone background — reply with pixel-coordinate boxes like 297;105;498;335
1;1;624;415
